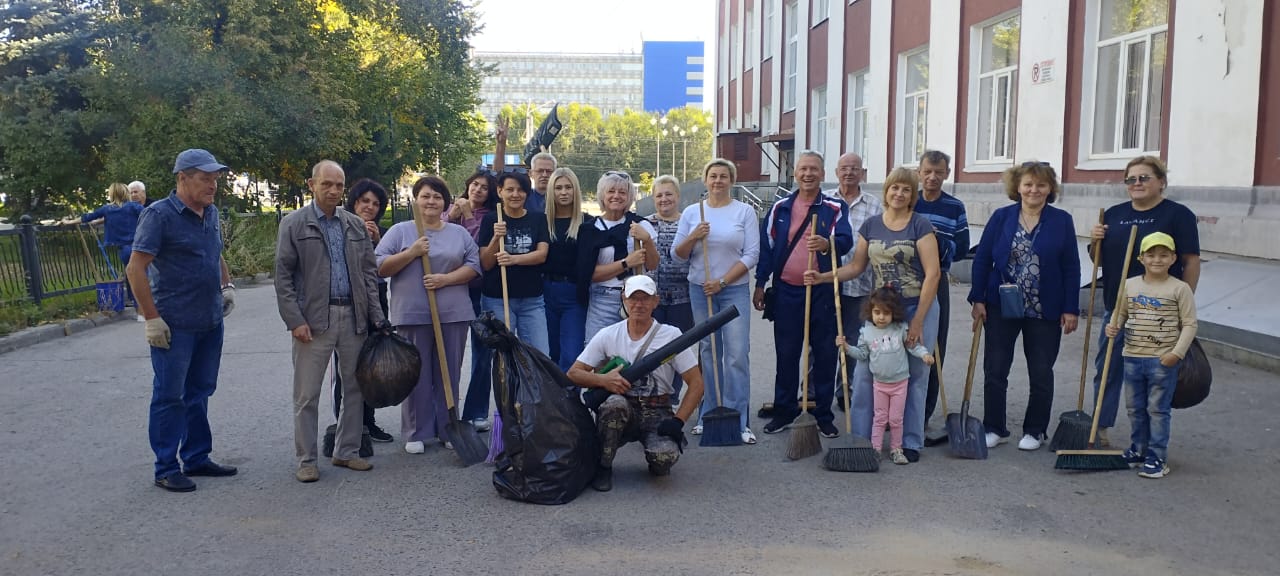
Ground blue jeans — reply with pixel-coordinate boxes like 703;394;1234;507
462;286;491;422
149;323;223;478
544;280;587;372
653;300;694;401
770;282;837;427
981;315;1063;438
481;294;550;356
689;283;752;430
850;299;939;450
1092;309;1126;428
584;285;624;342
1124;357;1178;461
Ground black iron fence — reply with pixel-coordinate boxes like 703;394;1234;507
1;216;126;306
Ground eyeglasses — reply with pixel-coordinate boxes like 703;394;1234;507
604;170;633;181
1123;174;1155;185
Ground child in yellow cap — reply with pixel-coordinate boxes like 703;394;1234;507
1104;232;1197;478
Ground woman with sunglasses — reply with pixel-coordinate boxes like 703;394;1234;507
968;162;1080;452
543;167;593;371
1087;155;1200;447
579;171;659;340
450;170;500;430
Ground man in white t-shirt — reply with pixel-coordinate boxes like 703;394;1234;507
568;275;705;492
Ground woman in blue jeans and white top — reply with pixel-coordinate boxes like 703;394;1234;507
543;167;593;371
673;159;761;444
968;162;1080;452
647;175;695;404
807;167;940;461
477;171;551;355
580;171;658;340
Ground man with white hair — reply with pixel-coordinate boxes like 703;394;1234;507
525;152;557;213
127;181;149;206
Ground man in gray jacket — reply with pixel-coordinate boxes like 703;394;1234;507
275;160;386;483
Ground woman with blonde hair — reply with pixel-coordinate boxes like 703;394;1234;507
578;171;658;339
543;167;594;370
69;182;145;308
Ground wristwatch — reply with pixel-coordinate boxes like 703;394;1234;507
718;278;728;289
221;282;235;290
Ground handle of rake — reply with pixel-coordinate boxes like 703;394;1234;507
496;204;511;328
1087;225;1138;446
412;209;456;413
830;244;853;434
699;200;725;409
799;215;817;414
74;224;105;284
1076;208;1105;411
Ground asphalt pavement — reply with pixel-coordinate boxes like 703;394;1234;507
1;282;1277;575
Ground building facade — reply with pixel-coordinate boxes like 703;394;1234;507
643;41;707;112
715;0;1280;260
475;51;645;121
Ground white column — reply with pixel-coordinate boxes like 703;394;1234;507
769;0;785;180
1166;0;1264;187
925;0;961;161
867;0;893;181
795;0;811;155
735;0;746;130
825;0;845;174
1013;1;1070;169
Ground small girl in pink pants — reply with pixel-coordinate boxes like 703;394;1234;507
837;288;934;464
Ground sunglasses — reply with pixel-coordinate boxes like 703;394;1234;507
1124;174;1155;185
604;170;633;182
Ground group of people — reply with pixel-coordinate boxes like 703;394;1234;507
127;143;1201;493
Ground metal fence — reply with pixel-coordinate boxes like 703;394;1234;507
0;216;125;306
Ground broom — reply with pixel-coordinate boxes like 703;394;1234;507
1055;225;1138;471
787;216;822;461
697;200;743;447
1051;209;1105;452
823;244;878;472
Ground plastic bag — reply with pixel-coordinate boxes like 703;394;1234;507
355;327;422;409
1172;338;1212;409
473;312;599;505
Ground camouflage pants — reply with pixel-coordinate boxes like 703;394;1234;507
597;394;679;475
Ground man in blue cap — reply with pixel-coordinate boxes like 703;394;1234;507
127;148;238;492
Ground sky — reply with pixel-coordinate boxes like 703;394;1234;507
469;0;717;110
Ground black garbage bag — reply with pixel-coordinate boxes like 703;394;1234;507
1172;338;1212;409
473;312;599;505
355;326;422;409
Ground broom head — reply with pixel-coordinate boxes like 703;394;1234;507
823;434;879;472
699;407;743;447
786;412;822;460
1054;448;1131;471
1049;410;1093;452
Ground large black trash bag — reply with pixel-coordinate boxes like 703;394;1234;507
473;312;599;505
355;326;422;409
1172;338;1212;409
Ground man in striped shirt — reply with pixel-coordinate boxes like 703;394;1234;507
826;153;883;411
914;150;970;439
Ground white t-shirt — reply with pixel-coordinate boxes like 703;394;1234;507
576;320;698;397
672;200;761;286
593;217;658;289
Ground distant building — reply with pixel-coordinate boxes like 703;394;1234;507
642;41;706;112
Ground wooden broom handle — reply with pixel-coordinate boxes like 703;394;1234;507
1076;208;1105;410
799;215;817;410
412;207;457;411
830;245;852;433
496;204;511;328
1088;225;1139;445
699;200;725;409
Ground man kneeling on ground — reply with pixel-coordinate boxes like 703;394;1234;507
568;275;705;492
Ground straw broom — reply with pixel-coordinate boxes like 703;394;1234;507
823;243;878;472
786;215;822;461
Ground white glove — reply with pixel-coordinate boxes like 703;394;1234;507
221;284;236;317
145;317;171;349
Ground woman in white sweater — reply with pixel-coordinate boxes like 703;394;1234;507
672;158;762;444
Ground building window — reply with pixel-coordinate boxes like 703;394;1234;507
762;104;774;134
971;13;1020;164
897;48;929;166
847;70;870;167
745;8;756;68
730;23;739;80
763;0;776;60
783;0;799;110
812;0;830;26
811;86;828;156
1089;0;1168;156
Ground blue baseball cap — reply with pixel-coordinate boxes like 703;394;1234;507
172;149;228;174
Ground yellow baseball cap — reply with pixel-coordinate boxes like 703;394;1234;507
1140;232;1176;254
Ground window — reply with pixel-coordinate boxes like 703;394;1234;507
1089;0;1168;156
745;8;756;67
763;0;776;59
898;48;929;165
812;0;830;26
847;70;870;166
762;104;774;134
783;0;799;110
972;13;1020;163
811;86;828;156
730;23;739;80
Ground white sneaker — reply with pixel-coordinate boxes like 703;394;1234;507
442;440;454;450
404;441;425;454
741;428;757;445
1017;434;1043;451
985;432;1008;448
471;418;491;432
690;425;704;436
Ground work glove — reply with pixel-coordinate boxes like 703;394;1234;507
145;317;171;349
656;416;686;454
221;285;236;317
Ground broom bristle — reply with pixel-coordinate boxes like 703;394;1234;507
699;407;743;447
823;442;880;472
1053;449;1131;471
485;410;503;464
786;414;822;460
1049;410;1093;452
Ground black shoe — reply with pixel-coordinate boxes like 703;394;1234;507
322;424;336;458
154;473;196;492
903;448;920;463
763;414;796;434
184;460;238;477
367;422;394;443
591;467;613;492
818;421;839;439
757;403;775;419
359;430;374;458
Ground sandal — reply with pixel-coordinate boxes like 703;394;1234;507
691;425;704;436
741;428;757;445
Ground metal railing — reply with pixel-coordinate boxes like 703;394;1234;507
1;216;127;306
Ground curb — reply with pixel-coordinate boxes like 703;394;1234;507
0;273;270;357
